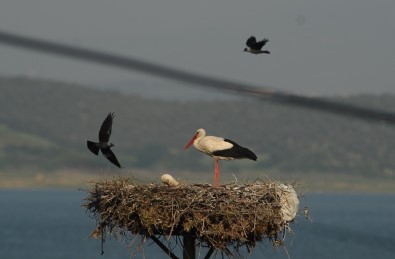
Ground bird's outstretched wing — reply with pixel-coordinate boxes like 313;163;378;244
99;112;114;142
246;36;257;48
254;38;269;50
101;148;121;168
87;141;100;155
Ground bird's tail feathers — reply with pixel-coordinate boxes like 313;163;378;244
87;141;100;155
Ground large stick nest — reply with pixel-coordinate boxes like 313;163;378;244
84;177;299;253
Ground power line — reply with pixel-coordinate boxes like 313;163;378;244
1;29;395;124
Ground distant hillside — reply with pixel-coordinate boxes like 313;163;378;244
1;76;395;176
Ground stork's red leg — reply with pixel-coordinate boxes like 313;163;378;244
214;159;220;186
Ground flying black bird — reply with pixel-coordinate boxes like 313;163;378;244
244;36;270;54
87;112;121;168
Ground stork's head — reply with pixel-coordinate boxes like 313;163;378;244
243;47;248;52
184;128;206;149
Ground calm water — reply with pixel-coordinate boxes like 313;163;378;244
0;190;394;259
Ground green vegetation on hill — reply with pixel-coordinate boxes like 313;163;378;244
1;76;395;177
0;124;55;149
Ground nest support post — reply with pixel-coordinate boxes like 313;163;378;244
182;236;215;259
150;235;179;259
150;234;213;259
182;235;196;259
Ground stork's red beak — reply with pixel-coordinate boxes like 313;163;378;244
184;134;198;149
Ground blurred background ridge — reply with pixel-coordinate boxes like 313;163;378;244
1;29;395;124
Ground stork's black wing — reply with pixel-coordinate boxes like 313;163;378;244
98;112;114;142
101;147;121;168
216;138;257;161
254;38;269;50
246;36;257;48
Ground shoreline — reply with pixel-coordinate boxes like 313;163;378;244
0;169;394;193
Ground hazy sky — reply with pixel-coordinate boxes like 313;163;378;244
0;0;394;97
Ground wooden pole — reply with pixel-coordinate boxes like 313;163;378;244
182;235;195;259
150;235;179;259
204;247;215;259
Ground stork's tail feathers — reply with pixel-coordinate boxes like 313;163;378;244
87;141;100;155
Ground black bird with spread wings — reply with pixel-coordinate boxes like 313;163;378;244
244;36;270;54
87;112;121;168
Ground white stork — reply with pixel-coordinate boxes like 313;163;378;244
184;128;257;186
